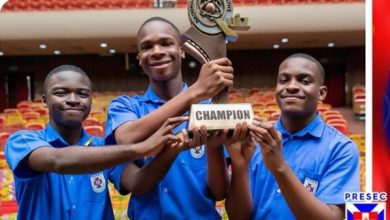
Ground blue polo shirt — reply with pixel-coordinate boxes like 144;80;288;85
250;114;360;220
106;84;221;220
5;124;125;220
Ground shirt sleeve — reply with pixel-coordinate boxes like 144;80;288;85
316;139;360;204
249;146;261;193
108;163;129;195
5;131;50;179
105;96;139;144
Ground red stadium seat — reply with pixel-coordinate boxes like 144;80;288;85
25;122;45;130
83;118;101;126
23;112;41;122
330;123;349;135
0;201;18;216
84;125;105;137
0;132;11;151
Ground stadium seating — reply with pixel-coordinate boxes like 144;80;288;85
0;88;365;219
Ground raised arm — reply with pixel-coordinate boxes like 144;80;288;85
24;117;186;174
249;120;344;220
115;58;234;144
225;123;256;220
206;128;230;201
120;127;206;194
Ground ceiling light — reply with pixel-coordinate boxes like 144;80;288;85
39;44;47;49
281;38;288;43
273;44;280;49
100;43;108;48
328;42;335;47
0;51;3;56
109;49;116;54
188;61;197;68
53;50;61;55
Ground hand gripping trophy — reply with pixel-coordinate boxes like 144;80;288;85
183;0;253;133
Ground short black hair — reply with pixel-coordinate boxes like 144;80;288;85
284;53;325;85
137;16;181;43
43;65;90;93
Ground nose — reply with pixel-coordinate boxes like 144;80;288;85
66;93;80;106
285;79;299;92
151;44;164;57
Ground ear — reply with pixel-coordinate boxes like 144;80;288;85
318;86;327;102
136;53;141;65
42;95;48;108
180;48;185;59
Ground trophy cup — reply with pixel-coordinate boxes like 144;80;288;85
183;0;253;133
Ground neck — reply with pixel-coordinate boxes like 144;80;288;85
150;73;183;101
280;112;317;133
50;122;83;145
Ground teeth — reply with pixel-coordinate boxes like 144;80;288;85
151;60;170;66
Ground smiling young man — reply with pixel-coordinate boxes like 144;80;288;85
5;65;188;220
105;17;234;219
225;53;360;220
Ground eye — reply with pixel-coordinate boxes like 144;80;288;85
300;77;312;85
139;43;152;51
53;89;67;97
162;40;174;47
78;90;90;98
278;76;288;84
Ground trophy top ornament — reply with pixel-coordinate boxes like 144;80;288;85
188;0;234;36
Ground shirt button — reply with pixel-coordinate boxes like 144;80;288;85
72;204;76;209
164;188;168;193
70;176;74;180
276;189;281;193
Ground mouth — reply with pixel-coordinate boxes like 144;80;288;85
280;95;304;102
63;109;84;113
149;60;171;69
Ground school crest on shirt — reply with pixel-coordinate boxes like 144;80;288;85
190;145;205;159
303;177;318;194
90;172;106;193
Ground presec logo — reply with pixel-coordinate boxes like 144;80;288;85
345;192;387;220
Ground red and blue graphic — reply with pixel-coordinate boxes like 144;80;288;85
373;0;390;219
346;203;386;220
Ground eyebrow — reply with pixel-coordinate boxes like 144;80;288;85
50;86;91;91
140;36;176;44
279;71;314;76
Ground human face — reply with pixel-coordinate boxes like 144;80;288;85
276;57;327;118
43;71;92;129
137;20;184;82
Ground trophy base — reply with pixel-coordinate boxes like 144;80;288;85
187;103;254;138
187;128;235;139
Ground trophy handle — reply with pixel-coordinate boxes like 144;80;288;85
182;27;229;103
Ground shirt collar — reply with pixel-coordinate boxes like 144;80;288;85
45;123;91;146
140;83;188;104
275;113;324;138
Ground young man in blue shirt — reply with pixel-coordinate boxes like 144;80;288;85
105;17;234;219
225;53;360;220
5;65;190;220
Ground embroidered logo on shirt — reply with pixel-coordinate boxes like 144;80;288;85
190;145;205;159
90;172;106;193
303;177;318;194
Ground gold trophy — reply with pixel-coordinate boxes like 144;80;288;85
183;0;252;133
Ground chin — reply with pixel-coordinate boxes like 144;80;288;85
64;119;83;128
280;104;301;112
281;108;304;117
156;74;177;83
